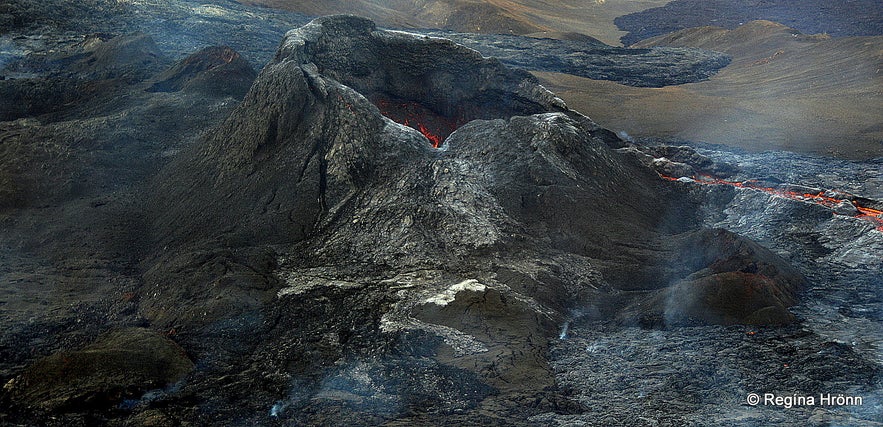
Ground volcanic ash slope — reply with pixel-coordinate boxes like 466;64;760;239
7;15;806;424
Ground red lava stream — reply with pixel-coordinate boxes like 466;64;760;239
661;174;883;231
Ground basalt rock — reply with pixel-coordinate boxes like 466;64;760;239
0;11;812;426
619;228;804;327
148;14;581;250
0;4;878;425
644;144;740;177
57;32;166;82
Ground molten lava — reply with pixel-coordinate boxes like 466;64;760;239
857;206;883;229
373;98;461;148
404;118;443;148
661;174;883;231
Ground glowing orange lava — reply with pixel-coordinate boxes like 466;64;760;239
662;174;883;231
857;206;883;229
373;98;459;148
401;117;443;148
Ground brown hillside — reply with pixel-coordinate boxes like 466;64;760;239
238;0;671;44
238;0;546;34
538;21;883;159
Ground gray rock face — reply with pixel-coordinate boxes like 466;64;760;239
642;144;740;177
277;16;573;135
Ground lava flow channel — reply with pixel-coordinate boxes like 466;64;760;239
662;174;883;231
373;98;461;148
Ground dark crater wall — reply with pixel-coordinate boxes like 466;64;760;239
275;17;566;143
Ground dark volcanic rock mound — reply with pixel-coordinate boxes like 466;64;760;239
2;328;193;413
0;30;254;423
149;15;575;250
619;228;804;327
0;33;168;121
147;45;256;97
276;17;567;122
0;32;254;211
135;15;805;424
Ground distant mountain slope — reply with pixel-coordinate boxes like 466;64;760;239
237;0;547;34
633;20;882;101
237;0;672;45
615;0;883;45
538;20;883;159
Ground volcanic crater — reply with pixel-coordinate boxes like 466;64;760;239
274;16;572;149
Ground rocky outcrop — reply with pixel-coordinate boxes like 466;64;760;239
618;143;740;179
619;228;804;327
